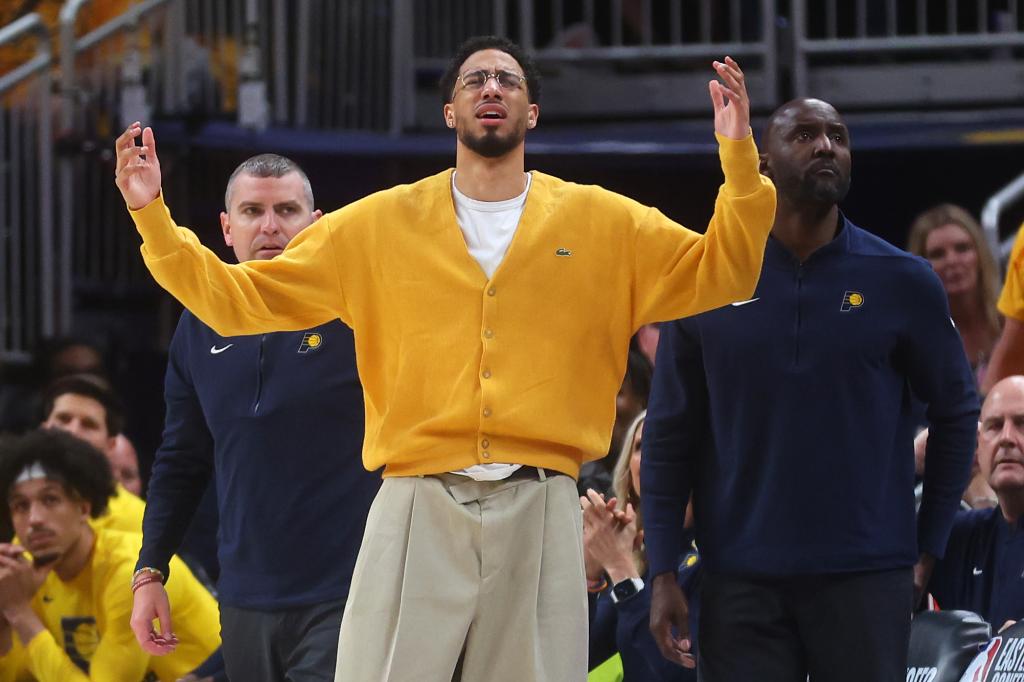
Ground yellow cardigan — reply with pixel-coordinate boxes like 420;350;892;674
131;134;775;478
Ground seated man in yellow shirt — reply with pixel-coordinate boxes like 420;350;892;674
40;374;145;534
0;429;220;681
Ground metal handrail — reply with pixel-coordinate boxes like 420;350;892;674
982;172;1024;268
58;0;179;129
0;13;51;95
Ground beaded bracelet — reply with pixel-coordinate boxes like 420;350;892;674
131;575;163;594
131;566;165;589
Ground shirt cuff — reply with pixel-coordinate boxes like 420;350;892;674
716;131;765;198
129;192;184;259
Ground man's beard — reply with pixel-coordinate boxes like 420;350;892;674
797;173;851;205
458;124;525;159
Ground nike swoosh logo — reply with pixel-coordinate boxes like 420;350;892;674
730;298;760;307
210;344;234;354
973;568;983;576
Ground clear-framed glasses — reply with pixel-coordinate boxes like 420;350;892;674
456;69;527;93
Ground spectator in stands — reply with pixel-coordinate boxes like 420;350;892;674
983;223;1024;393
115;34;775;680
130;153;377;681
908;204;1001;386
0;429;220;681
40;374;145;534
585;410;700;680
928;375;1024;631
643;98;979;681
109;434;141;497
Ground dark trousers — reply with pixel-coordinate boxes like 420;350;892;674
220;598;345;682
698;568;914;682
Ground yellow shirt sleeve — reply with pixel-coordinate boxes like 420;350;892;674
631;133;776;326
22;614;150;682
130;195;350;336
90;485;145;534
0;629;29;682
998;223;1024;322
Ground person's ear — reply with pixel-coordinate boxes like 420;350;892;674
526;104;539;129
443;103;455;129
220;211;233;246
759;153;771;177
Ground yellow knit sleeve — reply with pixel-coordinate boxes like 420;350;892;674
631;133;776;326
130;194;352;336
998;223;1024;322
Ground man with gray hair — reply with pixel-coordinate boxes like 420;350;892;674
128;154;378;681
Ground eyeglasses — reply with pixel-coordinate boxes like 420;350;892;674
455;69;527;93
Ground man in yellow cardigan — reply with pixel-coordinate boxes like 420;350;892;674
114;35;775;682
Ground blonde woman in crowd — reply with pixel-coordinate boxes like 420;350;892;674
908;204;1002;387
584;411;701;681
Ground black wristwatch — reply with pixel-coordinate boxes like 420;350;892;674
609;577;645;604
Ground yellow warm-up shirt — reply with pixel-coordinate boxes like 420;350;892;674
130;134;776;478
0;529;219;682
998;223;1024;321
91;484;145;534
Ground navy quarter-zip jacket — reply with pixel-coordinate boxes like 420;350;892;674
929;507;1024;627
643;218;980;577
138;312;379;609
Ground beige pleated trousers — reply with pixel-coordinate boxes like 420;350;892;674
334;469;588;682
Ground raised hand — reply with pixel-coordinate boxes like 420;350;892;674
129;581;178;656
709;56;751;140
114;122;162;211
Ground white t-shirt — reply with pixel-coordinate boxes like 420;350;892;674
449;172;532;481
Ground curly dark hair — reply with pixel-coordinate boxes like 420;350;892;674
439;35;541;105
0;429;116;520
41;373;125;437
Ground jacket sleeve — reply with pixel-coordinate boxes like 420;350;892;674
641;319;709;576
588;592;619;671
129;195;351;336
903;265;981;558
632;134;775;328
137;314;215;581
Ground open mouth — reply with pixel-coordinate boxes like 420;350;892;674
475;104;507;124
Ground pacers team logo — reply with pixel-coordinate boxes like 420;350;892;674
298;332;323;353
840;291;865;312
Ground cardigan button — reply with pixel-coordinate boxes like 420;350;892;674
483;329;494;339
482;370;491;379
482;451;491;459
487;287;496;296
482;439;490;448
482;408;492;418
